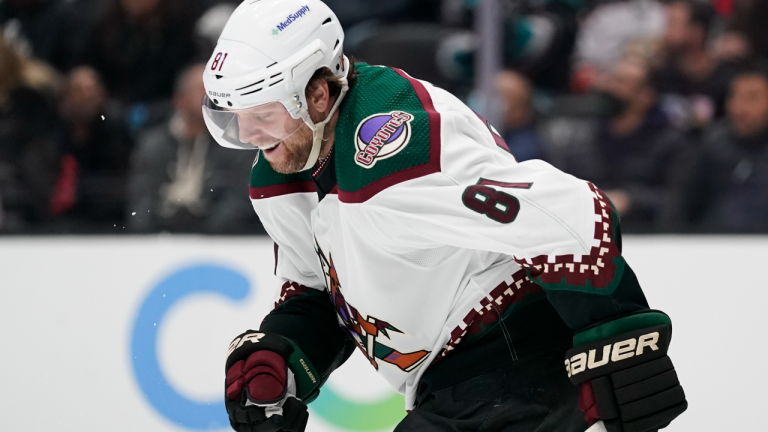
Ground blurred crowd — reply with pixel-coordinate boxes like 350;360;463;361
1;0;767;234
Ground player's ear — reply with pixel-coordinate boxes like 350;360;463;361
307;78;330;115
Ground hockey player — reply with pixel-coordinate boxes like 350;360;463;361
204;1;688;431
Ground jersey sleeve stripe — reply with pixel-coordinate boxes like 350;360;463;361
472;110;512;154
272;281;316;310
249;181;317;200
337;68;442;203
513;183;625;293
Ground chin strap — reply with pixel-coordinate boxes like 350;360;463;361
299;56;350;172
302;121;325;171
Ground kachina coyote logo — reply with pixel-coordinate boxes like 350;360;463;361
355;111;414;168
315;240;430;372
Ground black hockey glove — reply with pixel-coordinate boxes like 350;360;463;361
225;330;318;432
565;312;687;432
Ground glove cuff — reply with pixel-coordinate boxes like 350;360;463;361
226;330;321;401
566;323;671;385
574;311;671;346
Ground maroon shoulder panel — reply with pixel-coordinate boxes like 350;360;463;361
249;181;316;200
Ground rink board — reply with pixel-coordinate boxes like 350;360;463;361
0;235;765;431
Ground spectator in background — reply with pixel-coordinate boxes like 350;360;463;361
0;0;93;71
48;67;134;232
0;33;58;232
323;0;438;28
502;0;583;93
496;70;546;162
194;2;237;62
434;0;583;95
81;0;202;106
723;0;768;63
687;65;768;232
655;0;735;131
127;64;262;234
713;29;752;65
573;0;666;92
541;57;693;232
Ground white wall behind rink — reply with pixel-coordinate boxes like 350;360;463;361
0;235;764;431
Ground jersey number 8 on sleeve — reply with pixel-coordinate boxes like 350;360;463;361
462;179;532;224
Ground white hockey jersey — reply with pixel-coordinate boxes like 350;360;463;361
249;64;629;409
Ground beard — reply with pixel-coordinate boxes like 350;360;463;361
264;104;337;174
265;124;315;174
265;107;334;174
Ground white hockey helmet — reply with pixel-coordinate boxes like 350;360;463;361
202;0;349;171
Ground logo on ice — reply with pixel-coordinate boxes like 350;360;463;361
274;5;310;33
355;111;414;168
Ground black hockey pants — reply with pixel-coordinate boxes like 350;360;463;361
394;347;588;432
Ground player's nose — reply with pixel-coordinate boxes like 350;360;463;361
238;118;266;144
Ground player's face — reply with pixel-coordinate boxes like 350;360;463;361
234;102;316;173
259;122;315;174
236;104;304;149
239;79;333;174
727;75;768;138
664;3;695;54
606;61;646;103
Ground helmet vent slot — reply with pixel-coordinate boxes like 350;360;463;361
242;88;263;96
266;62;278;69
236;79;265;91
215;75;223;79
270;73;282;79
322;17;332;25
269;79;284;87
334;39;340;49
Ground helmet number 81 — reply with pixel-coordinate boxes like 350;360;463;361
211;52;228;71
461;179;532;224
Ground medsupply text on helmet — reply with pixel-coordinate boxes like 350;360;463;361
276;5;311;33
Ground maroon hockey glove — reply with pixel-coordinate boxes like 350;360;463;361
565;313;687;432
225;331;309;432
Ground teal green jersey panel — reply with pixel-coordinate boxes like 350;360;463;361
335;64;442;203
